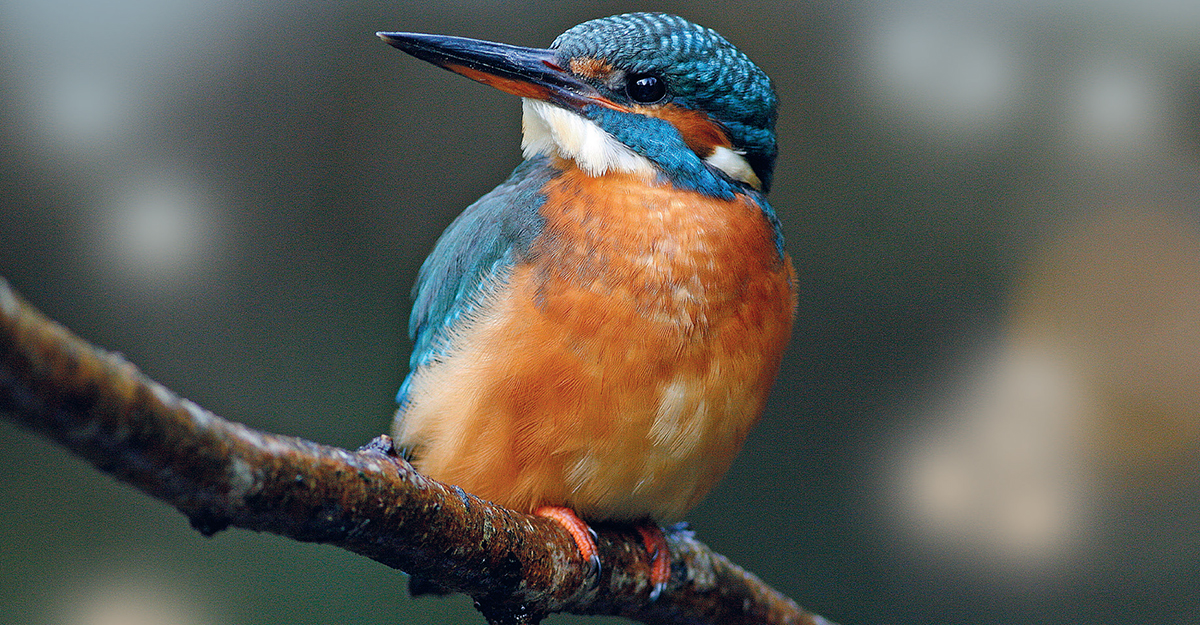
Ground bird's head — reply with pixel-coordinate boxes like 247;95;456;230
379;13;778;195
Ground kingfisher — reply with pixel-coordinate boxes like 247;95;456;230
378;13;795;597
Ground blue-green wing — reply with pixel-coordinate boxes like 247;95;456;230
397;156;555;407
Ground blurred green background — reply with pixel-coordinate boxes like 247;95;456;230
3;0;1200;624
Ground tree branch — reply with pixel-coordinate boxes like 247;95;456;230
0;277;835;625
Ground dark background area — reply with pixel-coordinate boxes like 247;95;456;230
4;1;1200;624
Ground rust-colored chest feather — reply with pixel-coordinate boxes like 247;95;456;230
529;165;790;339
395;163;796;521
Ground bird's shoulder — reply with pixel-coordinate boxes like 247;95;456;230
400;157;555;402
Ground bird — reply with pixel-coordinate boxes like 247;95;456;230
377;12;795;597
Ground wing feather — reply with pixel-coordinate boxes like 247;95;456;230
397;156;557;408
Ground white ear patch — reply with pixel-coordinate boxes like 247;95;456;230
521;99;762;191
521;99;656;178
704;146;762;190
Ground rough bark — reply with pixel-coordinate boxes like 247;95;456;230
0;277;833;625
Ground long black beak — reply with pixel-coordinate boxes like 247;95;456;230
377;31;625;112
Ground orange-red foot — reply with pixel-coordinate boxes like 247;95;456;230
534;506;601;580
636;524;670;601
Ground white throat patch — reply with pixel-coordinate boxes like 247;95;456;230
520;98;762;191
520;99;656;178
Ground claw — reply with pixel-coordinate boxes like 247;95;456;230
534;506;601;582
636;524;670;601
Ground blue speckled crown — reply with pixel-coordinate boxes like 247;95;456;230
551;13;779;191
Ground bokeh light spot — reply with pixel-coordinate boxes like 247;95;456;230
1069;61;1166;155
862;13;1021;141
102;179;216;287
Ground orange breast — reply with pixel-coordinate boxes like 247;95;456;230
395;164;796;522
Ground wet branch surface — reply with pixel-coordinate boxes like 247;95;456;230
0;277;833;625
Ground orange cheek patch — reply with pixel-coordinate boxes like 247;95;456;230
633;104;732;158
568;57;615;80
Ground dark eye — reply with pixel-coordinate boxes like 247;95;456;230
626;73;667;103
